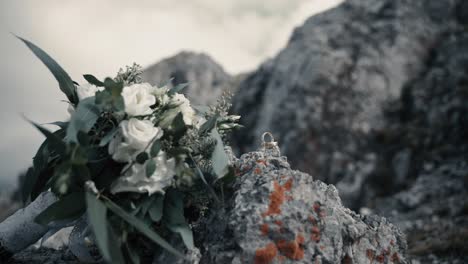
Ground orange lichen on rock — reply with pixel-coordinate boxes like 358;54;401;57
391;252;400;263
376;253;385;263
274;220;283;226
257;159;268;166
311;226;321;242
283;179;293;191
262;180;292;217
260;223;269;236
342;254;353;264
366;249;375;262
296;234;305;244
255;167;262;174
254;243;278;264
276;235;305;260
308;215;317;225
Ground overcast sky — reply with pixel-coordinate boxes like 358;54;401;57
0;0;342;187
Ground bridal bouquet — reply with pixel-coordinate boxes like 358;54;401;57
16;37;240;262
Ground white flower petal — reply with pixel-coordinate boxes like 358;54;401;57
122;83;156;116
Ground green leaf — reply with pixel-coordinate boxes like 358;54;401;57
163;190;185;225
104;77;118;89
27;120;66;155
167;224;194;250
124;243;140;264
163;189;194;250
99;128;119;147
86;192;112;262
107;224;125;264
101;196;185;259
189;154;220;204
67;96;100;143
168;83;188;95
35;192;85;225
49;162;73;195
170;112;187;140
146;159;156;177
199;113;218;135
150;141;161;157
83;74;104;87
47;121;68;129
136;152;149;164
148;195;164;222
16;36;78;105
96;78;124;111
210;128;230;178
77;131;90;146
139;195;156;216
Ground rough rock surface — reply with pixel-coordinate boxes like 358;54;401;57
231;0;460;200
367;21;468;263
195;150;408;264
141;52;235;106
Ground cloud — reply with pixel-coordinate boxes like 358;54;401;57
0;0;343;185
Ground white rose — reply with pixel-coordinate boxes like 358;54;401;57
108;134;137;163
108;118;163;162
77;83;104;100
111;151;176;195
122;83;156;116
171;93;196;125
121;118;163;150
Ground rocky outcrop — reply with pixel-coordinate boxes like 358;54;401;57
231;0;460;199
141;52;235;106
193;149;408;264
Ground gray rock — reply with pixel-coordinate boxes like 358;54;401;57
368;22;468;263
195;149;408;264
141;52;235;106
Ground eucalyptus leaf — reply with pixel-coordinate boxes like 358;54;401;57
67;96;100;143
83;74;104;87
139;195;156;216
35;192;85;226
199;113;218;135
148;195;164;222
210;128;230;179
136;152;149;164
17;36;78;104
101;196;185;259
167;224;194;250
86;192;112;262
168;83;188;95
163;189;194;250
169;112;186;141
150;141;161;157
146;159;156;177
